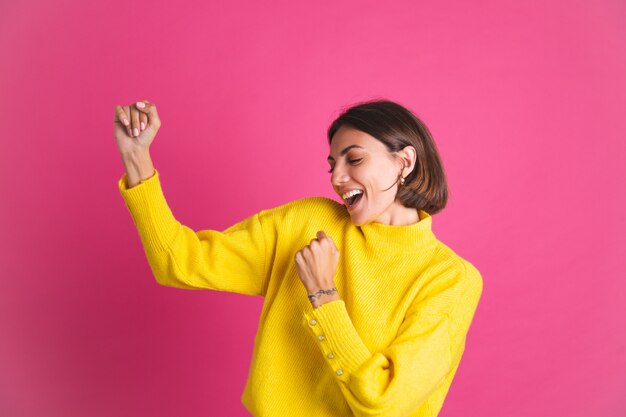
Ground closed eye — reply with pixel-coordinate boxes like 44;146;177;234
328;158;362;173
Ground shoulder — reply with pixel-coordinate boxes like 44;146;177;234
415;241;483;313
257;196;349;225
432;241;482;283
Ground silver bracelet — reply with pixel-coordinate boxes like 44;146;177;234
307;287;338;303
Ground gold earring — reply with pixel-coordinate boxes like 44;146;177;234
400;177;405;186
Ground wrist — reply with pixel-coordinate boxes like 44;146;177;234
309;287;341;309
121;150;155;188
121;148;151;164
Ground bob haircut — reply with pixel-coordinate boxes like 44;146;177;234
327;99;448;215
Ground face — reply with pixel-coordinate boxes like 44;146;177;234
327;125;418;226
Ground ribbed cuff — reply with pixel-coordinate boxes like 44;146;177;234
118;169;180;254
302;300;372;382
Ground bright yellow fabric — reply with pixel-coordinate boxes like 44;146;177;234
118;168;483;417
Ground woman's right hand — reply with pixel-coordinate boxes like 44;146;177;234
114;100;161;156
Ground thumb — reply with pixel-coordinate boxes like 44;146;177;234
134;100;161;128
317;231;336;246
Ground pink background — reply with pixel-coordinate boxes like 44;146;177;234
1;0;625;416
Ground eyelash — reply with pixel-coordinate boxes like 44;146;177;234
328;158;363;173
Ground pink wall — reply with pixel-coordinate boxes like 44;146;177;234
1;0;625;415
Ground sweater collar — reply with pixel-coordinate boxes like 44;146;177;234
357;209;437;252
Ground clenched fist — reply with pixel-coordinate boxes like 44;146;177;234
295;231;341;308
114;100;161;156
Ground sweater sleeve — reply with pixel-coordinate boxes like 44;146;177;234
301;261;483;417
118;169;270;296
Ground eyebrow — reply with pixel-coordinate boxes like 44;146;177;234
327;145;365;161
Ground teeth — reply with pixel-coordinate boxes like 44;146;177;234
341;189;363;200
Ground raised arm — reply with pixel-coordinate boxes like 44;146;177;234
118;168;270;296
115;100;271;296
114;99;158;187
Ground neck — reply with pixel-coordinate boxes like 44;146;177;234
359;209;436;253
374;202;420;226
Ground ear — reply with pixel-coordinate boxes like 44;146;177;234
398;146;417;178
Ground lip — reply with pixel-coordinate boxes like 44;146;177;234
346;191;364;211
338;187;363;197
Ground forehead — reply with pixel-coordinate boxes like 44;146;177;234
329;126;384;155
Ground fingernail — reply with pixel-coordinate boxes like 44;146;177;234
140;122;145;130
123;118;129;126
136;102;145;108
133;128;139;136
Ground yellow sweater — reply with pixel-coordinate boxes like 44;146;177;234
118;169;483;417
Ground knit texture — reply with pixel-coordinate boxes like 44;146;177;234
118;168;483;417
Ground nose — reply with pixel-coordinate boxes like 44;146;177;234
330;164;350;189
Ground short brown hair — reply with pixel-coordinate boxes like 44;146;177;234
327;99;448;215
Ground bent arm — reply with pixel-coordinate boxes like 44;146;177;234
302;261;483;417
118;166;270;296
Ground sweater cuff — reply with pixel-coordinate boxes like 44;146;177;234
302;300;372;382
118;169;180;254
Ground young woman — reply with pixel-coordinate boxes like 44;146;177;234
114;99;483;417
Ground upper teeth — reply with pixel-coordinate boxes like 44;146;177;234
342;189;363;200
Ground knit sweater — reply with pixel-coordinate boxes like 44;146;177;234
118;168;483;417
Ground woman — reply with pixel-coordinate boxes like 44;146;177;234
114;99;483;417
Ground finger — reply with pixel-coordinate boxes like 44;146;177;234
130;106;140;137
134;100;148;114
134;100;161;129
134;101;149;131
123;105;132;137
321;231;335;244
135;100;149;130
317;231;334;248
319;231;338;250
139;111;148;131
295;251;304;264
114;105;130;127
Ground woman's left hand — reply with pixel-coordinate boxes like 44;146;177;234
295;231;341;308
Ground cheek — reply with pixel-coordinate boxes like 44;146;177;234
363;164;389;184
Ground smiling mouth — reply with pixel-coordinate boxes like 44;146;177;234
344;191;364;208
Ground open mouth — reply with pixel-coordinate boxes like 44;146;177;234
342;190;364;209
